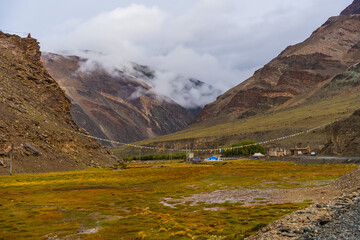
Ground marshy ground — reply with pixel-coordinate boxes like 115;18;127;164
0;159;356;239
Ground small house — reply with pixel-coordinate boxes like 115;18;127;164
268;148;286;157
290;146;311;156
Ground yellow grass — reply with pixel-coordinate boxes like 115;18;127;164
0;160;356;239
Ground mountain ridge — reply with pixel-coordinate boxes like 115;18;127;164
41;52;196;145
114;2;360;155
196;12;360;123
0;32;118;174
341;0;360;16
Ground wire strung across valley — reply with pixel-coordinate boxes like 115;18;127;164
70;119;340;153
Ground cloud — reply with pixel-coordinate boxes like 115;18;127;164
45;3;257;92
146;45;244;92
141;71;223;109
41;0;353;108
55;4;164;64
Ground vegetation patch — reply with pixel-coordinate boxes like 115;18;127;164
124;153;186;161
220;141;266;156
0;160;356;239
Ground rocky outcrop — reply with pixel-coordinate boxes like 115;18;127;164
341;0;360;16
197;9;360;122
321;109;360;156
42;53;194;145
0;32;118;174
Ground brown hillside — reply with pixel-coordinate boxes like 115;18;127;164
341;0;360;16
41;53;194;145
0;32;118;174
322;109;360;156
198;11;360;123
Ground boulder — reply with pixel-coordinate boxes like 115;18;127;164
23;142;41;156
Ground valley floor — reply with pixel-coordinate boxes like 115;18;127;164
0;160;356;239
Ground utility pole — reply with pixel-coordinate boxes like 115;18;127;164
172;145;174;163
138;148;141;161
10;143;13;176
169;148;173;163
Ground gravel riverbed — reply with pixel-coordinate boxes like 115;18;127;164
247;166;360;240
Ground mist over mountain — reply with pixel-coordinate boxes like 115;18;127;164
42;52;201;145
60;50;222;112
130;63;222;112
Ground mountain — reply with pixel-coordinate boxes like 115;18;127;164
130;63;222;117
114;1;360;154
197;4;360;122
322;108;360;156
0;32;118;174
340;0;360;16
41;53;195;145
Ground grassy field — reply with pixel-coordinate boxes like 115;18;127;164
0;160;356;239
114;91;360;152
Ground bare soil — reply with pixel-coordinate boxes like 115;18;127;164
163;182;340;208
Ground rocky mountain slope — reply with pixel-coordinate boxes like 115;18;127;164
341;0;360;16
198;1;360;123
0;32;118;174
42;53;194;145
322;108;360;156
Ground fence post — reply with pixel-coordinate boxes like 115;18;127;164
10;143;13;176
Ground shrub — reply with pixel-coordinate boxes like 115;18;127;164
221;141;265;156
123;153;186;161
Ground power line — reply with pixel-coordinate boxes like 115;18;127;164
70;119;341;153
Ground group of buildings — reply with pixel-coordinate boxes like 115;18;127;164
190;145;315;163
267;146;313;157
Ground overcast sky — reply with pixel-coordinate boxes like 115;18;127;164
0;0;353;94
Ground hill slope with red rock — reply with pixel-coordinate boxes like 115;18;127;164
197;3;360;123
0;32;118;174
41;53;194;145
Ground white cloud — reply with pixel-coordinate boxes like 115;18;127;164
37;0;353;107
49;4;165;64
146;45;243;92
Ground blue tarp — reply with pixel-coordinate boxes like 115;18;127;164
207;156;218;160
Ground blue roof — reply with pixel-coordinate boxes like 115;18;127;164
207;156;218;160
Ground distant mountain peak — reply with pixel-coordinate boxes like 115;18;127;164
340;0;360;16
